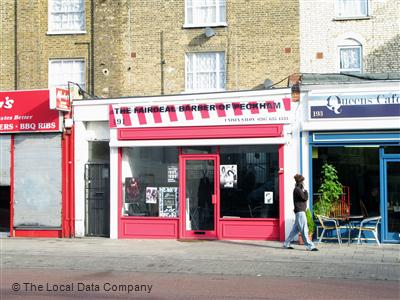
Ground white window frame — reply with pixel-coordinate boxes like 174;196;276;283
185;52;226;93
335;0;369;19
338;45;362;73
48;59;86;90
184;0;227;28
48;0;86;34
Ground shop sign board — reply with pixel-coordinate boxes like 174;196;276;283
308;91;400;120
0;90;61;133
50;87;71;112
109;96;293;128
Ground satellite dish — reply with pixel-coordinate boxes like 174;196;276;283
204;27;216;38
263;79;273;89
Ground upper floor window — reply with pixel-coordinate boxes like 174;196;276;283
48;0;85;33
186;52;226;92
185;0;226;27
48;59;85;89
338;39;362;73
335;0;368;18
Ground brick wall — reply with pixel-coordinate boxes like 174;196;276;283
0;0;16;90
94;0;300;97
0;0;91;91
300;0;400;73
2;0;300;97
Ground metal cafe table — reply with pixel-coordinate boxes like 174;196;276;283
333;215;365;245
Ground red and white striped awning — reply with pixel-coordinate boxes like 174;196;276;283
109;96;293;128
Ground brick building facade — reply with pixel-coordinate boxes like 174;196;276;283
300;0;400;74
0;0;92;92
1;0;300;98
94;0;300;97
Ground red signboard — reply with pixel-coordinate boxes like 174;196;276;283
50;87;71;111
0;90;61;133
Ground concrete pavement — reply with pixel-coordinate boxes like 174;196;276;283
1;238;399;281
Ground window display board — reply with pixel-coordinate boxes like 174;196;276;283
159;187;178;217
220;165;237;189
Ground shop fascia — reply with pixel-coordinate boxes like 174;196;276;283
300;83;400;131
108;89;295;130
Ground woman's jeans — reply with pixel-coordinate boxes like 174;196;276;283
284;211;316;250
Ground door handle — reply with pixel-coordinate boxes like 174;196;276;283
212;194;216;205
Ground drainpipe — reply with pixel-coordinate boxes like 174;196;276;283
160;31;165;95
90;0;94;95
14;0;18;90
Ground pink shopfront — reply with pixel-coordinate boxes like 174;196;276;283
74;89;299;240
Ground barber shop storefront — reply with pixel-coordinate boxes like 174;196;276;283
0;89;74;238
73;89;300;240
301;84;400;243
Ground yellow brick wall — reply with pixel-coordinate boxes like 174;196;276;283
0;0;16;90
1;0;91;91
94;0;300;97
2;0;299;98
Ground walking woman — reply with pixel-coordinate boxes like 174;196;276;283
283;174;318;251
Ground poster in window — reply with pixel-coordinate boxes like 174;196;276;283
220;165;237;189
125;177;140;203
168;165;178;183
146;187;158;204
264;191;273;204
159;187;178;217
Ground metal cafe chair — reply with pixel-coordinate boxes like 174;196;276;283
354;216;382;247
316;214;342;246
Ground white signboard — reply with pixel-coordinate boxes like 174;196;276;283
264;191;273;204
308;91;399;120
220;165;237;189
109;95;293;128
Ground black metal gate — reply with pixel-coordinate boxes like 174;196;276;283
85;163;110;237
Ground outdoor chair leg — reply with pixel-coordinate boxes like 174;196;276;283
357;229;362;245
318;229;325;244
336;227;342;246
373;231;381;247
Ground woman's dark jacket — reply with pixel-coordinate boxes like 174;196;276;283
293;184;308;213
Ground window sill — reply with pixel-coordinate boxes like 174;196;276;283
182;89;226;94
47;31;87;36
183;22;227;29
339;70;362;74
333;16;372;21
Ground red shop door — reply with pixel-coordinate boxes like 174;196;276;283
180;155;219;239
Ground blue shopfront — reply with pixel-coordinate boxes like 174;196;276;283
302;86;400;243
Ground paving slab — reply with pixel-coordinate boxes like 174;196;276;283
1;238;399;281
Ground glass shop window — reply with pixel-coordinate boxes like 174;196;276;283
312;146;380;217
219;145;279;218
122;147;179;217
181;146;217;154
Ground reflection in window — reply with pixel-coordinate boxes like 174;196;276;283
48;59;86;90
122;147;179;217
185;0;226;26
312;146;380;217
219;145;279;218
186;52;225;92
339;46;362;73
181;146;217;154
48;0;85;32
336;0;368;18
